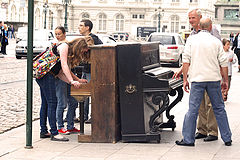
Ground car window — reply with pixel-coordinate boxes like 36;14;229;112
148;35;176;45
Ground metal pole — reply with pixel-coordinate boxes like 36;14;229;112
25;0;34;149
64;1;68;32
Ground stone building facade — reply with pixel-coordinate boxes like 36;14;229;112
214;0;240;38
0;0;217;38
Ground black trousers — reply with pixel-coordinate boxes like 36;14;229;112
235;49;240;65
1;44;6;54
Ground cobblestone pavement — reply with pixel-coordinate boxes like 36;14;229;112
0;41;41;133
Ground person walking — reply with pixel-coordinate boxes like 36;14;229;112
54;26;89;135
231;32;240;72
175;18;232;147
173;9;220;142
78;19;103;123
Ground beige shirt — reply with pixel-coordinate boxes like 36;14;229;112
183;31;228;82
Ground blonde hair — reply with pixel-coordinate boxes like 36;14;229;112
67;36;94;68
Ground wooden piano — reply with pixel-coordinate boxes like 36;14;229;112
71;42;183;143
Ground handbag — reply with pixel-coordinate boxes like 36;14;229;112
33;43;60;79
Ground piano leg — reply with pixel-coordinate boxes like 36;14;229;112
159;86;184;131
149;92;169;133
79;101;85;135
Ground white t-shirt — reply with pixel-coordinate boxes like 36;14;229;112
226;50;237;76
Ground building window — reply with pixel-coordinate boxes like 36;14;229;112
154;0;161;2
139;14;145;19
215;8;218;18
132;14;138;19
224;9;239;19
190;0;198;2
171;15;179;33
98;13;107;31
135;0;143;2
116;14;124;31
181;26;185;29
172;0;179;2
10;5;17;21
82;13;90;19
35;8;40;29
19;8;24;22
153;15;158;28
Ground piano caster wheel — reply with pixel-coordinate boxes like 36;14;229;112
172;128;175;131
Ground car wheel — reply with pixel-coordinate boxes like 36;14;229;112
16;56;21;59
175;56;182;68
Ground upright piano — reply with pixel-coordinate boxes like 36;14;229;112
71;42;183;143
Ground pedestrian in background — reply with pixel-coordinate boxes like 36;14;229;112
231;32;240;72
229;32;234;44
173;9;220;142
8;25;12;39
176;18;232;147
11;25;15;39
78;19;103;124
1;24;8;55
222;38;236;101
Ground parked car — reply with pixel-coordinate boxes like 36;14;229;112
66;33;116;44
16;26;27;43
111;32;129;41
15;29;56;59
147;32;185;67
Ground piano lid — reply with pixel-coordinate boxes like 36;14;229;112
141;42;160;71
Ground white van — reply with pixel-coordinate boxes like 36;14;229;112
147;32;185;67
15;29;56;59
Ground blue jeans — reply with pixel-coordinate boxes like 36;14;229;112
182;81;232;144
81;72;91;120
55;78;78;130
36;73;58;136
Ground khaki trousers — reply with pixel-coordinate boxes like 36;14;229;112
197;91;218;136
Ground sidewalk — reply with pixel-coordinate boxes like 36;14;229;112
0;65;240;160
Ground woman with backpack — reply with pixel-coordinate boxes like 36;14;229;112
36;26;92;141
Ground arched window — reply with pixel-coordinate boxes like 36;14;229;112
82;13;90;19
19;8;24;22
153;14;158;28
35;8;40;29
171;15;179;33
98;13;107;31
11;5;16;21
115;14;124;31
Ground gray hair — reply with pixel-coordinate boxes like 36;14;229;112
189;9;202;17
